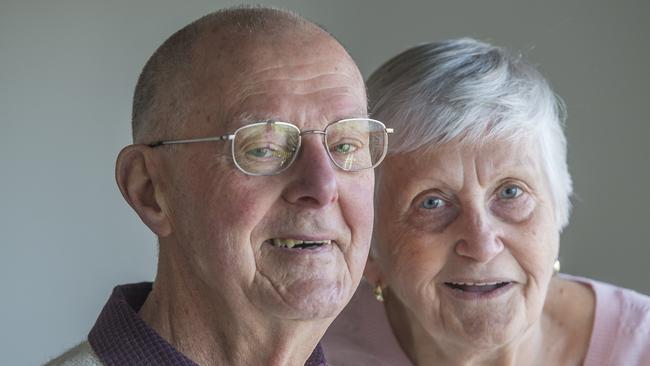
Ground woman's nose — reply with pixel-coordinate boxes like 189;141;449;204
453;206;504;263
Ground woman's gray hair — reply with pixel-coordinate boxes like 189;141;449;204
368;38;572;229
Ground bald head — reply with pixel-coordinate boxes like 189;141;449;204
132;6;357;144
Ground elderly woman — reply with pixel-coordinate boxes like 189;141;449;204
322;38;650;365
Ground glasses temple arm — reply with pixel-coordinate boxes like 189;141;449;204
147;135;233;148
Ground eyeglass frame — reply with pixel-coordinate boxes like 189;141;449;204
147;118;394;176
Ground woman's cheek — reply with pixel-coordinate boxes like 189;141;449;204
406;206;460;233
491;195;535;223
388;232;445;294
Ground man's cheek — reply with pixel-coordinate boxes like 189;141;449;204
212;181;265;223
353;182;375;225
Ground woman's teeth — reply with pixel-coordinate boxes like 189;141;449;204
271;239;332;249
445;281;510;292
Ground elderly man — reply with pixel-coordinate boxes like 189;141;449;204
47;6;392;366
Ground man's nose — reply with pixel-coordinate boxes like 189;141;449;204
453;205;504;263
281;136;338;208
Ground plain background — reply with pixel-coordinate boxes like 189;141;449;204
1;0;648;364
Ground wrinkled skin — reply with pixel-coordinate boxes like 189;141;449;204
368;138;591;364
117;27;374;365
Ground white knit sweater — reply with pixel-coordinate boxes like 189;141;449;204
44;341;102;366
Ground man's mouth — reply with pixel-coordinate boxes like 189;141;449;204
269;238;332;250
444;281;512;293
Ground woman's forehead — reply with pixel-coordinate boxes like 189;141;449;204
381;138;544;189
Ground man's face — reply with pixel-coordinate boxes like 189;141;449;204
154;31;373;321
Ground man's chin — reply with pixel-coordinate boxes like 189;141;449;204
260;279;351;321
254;249;356;319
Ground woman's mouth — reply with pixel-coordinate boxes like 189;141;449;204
445;281;511;292
444;281;514;300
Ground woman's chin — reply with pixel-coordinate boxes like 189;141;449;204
437;289;527;349
455;318;520;350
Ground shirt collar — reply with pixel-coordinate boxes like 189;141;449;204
88;282;327;365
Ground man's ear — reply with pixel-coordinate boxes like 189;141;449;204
115;145;172;237
363;254;384;287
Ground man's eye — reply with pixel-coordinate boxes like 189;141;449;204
420;196;445;209
499;184;523;199
247;147;274;158
245;146;290;159
331;142;358;154
335;143;352;153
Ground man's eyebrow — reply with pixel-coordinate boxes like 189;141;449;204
345;107;370;119
227;112;279;129
327;110;369;122
228;108;370;129
234;112;259;124
343;113;370;119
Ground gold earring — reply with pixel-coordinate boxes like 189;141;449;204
373;284;384;302
553;259;561;275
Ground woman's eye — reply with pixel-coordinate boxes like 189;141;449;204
499;184;523;199
420;196;445;209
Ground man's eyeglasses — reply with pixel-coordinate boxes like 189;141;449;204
148;118;394;176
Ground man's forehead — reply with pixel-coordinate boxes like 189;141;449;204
190;22;333;67
193;42;357;90
181;24;366;133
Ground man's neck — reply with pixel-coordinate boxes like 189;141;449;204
139;253;329;366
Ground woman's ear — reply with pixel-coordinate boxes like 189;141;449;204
115;145;172;237
363;254;384;287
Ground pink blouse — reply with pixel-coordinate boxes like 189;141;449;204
322;275;650;365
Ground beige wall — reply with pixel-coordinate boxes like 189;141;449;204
1;0;648;364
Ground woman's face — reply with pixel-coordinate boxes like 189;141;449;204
372;138;559;349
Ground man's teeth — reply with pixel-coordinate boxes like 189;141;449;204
271;239;332;249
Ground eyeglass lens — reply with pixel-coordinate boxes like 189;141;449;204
232;119;387;175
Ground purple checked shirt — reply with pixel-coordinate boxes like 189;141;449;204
88;283;327;365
